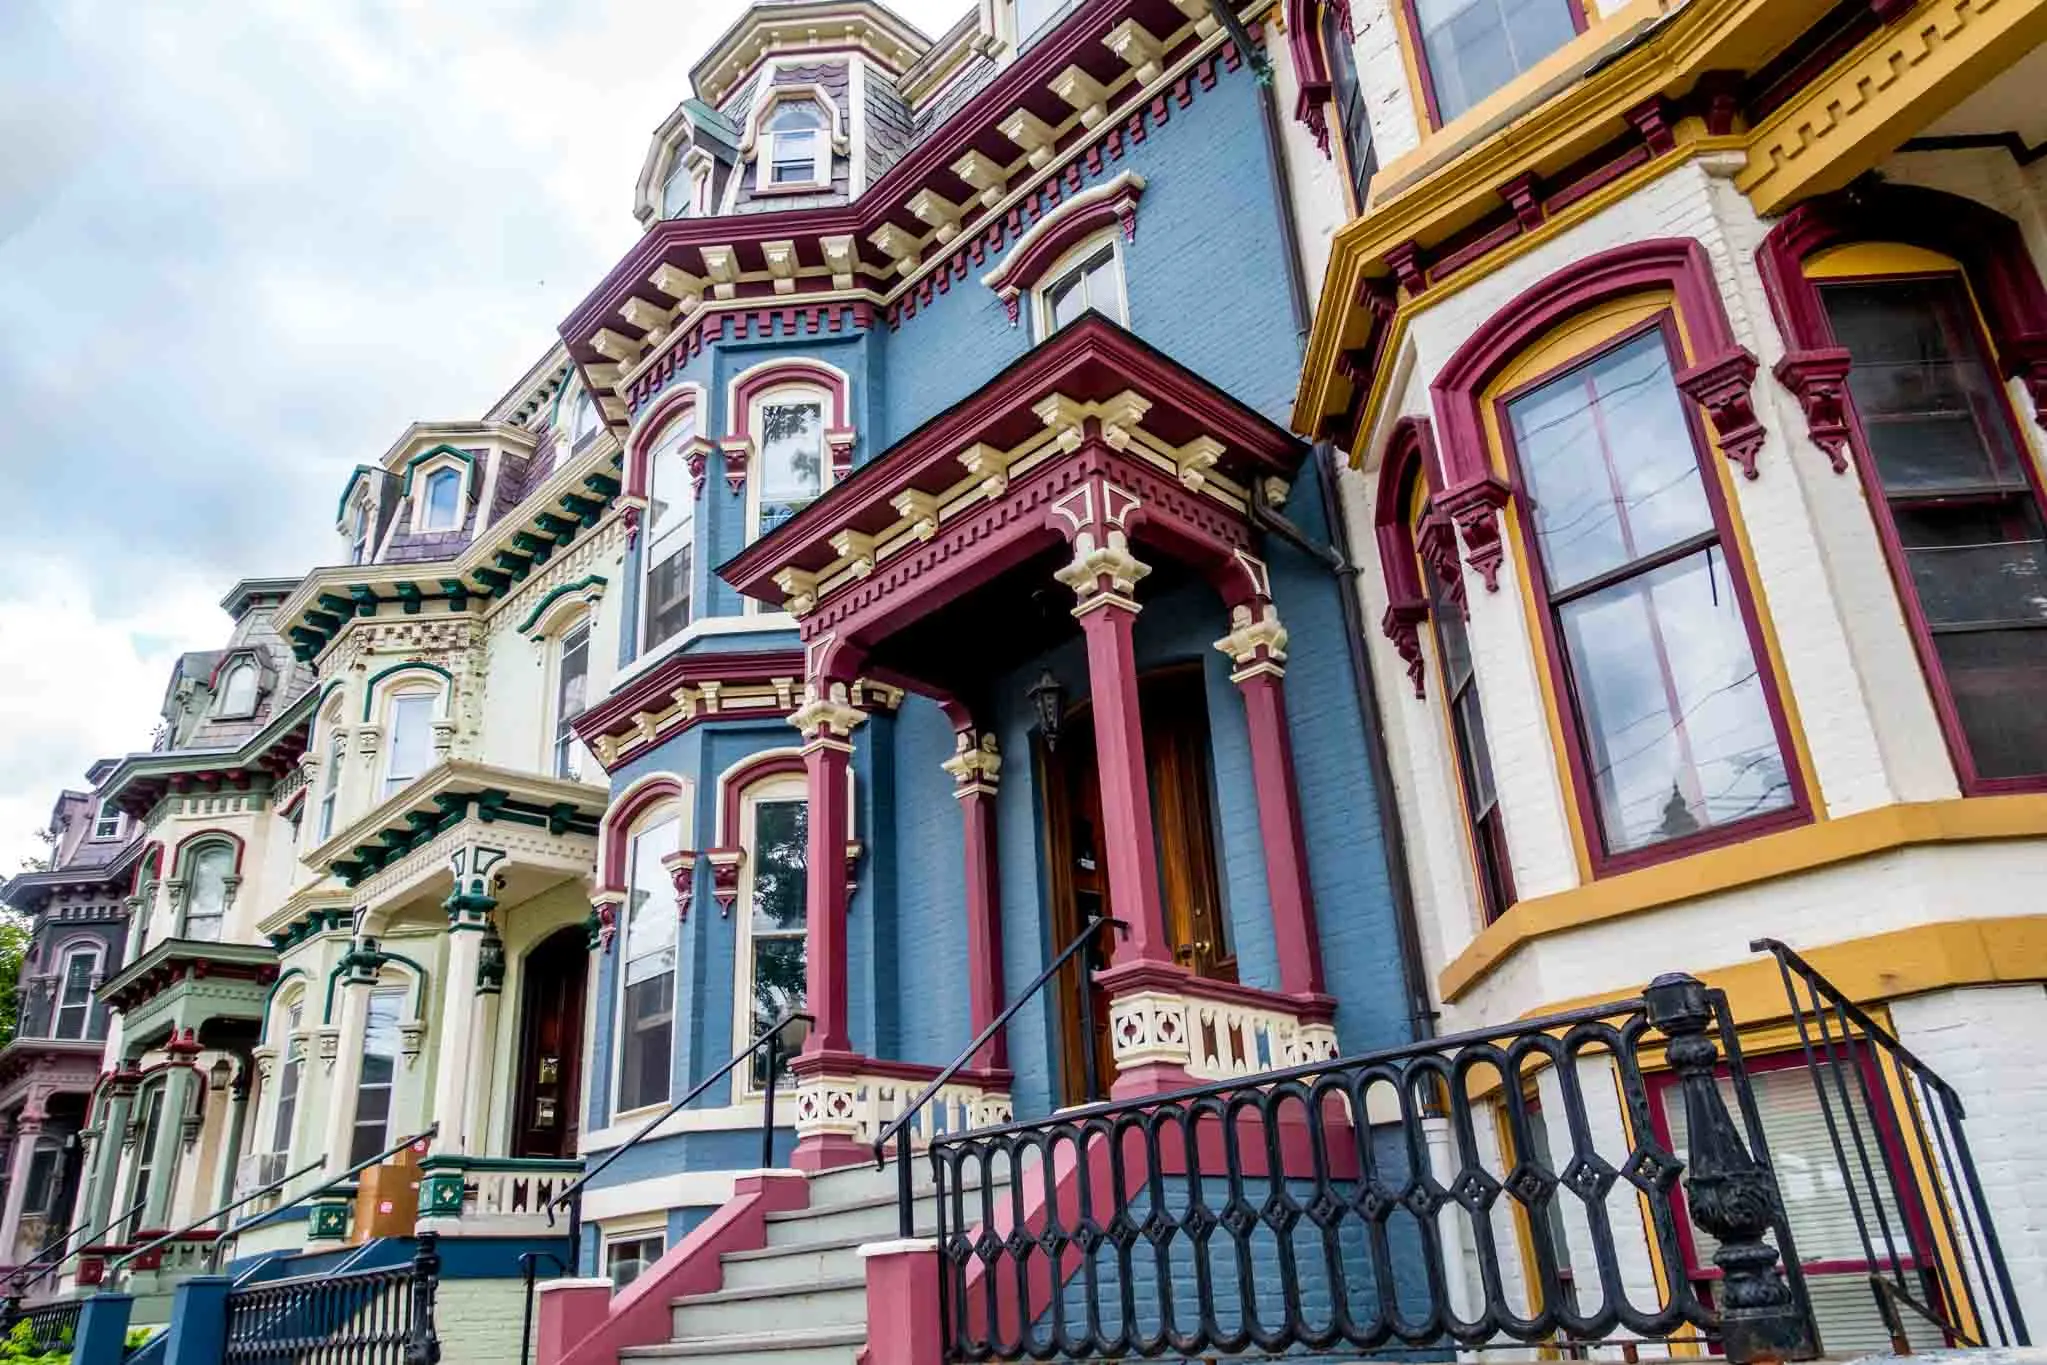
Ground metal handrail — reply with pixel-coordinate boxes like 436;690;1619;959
872;915;1124;1237
110;1122;438;1275
548;1010;813;1229
2;1206;133;1304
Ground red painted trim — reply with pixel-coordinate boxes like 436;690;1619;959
1235;672;1325;997
728;359;851;436
980;182;1144;303
1080;599;1174;971
1756;183;2047;793
717;750;808;848
1487;313;1811;876
624;385;704;501
802;741;855;1056
595;776;689;895
571;649;805;754
169;828;245;878
1374;418;1438;696
958;783;1008;1071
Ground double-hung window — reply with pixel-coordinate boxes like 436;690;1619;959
350;502;372;565
764;101;828;187
1411;0;1581;124
741;786;808;1090
273;1002;305;1155
55;950;97;1039
643;423;696;651
1323;4;1377;207
124;1081;166;1239
618;817;679;1114
1503;321;1797;865
93;802;121;841
183;844;233;941
554;623;591;781
1037;238;1126;338
661;154;696;219
217;660;258;717
422;468;462;531
317;727;345;842
572;391;600;449
756;400;824;538
384;693;436;797
1818;272;2047;786
349;988;405;1166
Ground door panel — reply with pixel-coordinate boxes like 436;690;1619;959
514;926;588;1160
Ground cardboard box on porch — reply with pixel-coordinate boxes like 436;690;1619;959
352;1144;422;1242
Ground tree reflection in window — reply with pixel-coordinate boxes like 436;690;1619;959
747;797;808;1087
757;401;824;538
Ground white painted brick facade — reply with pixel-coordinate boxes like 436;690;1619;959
433;1277;534;1365
1889;987;2047;1333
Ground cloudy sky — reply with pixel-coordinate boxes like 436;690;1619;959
0;0;965;871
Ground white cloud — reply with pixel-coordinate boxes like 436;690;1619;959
0;0;967;866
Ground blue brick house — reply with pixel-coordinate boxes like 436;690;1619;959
548;0;1423;1357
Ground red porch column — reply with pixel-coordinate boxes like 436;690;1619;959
1217;601;1327;999
791;679;865;1056
944;729;1006;1070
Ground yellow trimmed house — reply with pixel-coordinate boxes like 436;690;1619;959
1288;0;2047;1345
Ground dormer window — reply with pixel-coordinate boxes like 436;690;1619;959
93;801;122;841
661;153;706;220
1037;236;1127;338
422;467;462;531
572;390;600;448
349;501;371;565
216;658;260;719
765;101;829;187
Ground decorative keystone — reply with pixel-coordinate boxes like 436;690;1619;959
1215;602;1289;680
942;730;1003;795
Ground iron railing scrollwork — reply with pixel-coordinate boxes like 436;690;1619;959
0;1297;81;1354
223;1229;440;1365
1756;936;2030;1352
916;971;1814;1363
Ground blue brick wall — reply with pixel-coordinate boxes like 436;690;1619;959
888;696;971;1066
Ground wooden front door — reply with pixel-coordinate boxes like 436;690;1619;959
1042;665;1231;1106
512;925;588;1159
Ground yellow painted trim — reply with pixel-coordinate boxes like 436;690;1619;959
1805;241;1963;278
1384;0;1436;147
1737;0;2047;214
1441;797;2047;1001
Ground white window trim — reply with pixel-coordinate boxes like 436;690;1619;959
92;801;123;842
730;771;811;1103
347;493;376;566
571;388;602;448
613;810;683;1121
410;458;470;534
377;684;446;799
315;706;347;844
547;613;595;782
1032;230;1129;341
53;943;101;1040
213;655;261;720
743;382;836;558
640;418;701;652
179;841;237;941
266;994;308;1158
740;84;847;194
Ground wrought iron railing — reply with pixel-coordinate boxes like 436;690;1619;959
875;917;1124;1239
1756;936;2031;1352
223;1230;440;1365
915;972;1815;1364
0;1297;80;1354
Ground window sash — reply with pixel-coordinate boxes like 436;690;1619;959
1040;242;1123;335
606;1233;666;1289
770;130;821;184
93;805;121;840
1422;546;1514;919
348;989;405;1166
273;1004;304;1153
619;819;680;1113
555;625;591;780
742;796;808;1089
384;695;437;796
219;663;258;716
185;847;233;941
423;470;462;530
1413;0;1580;123
55;954;96;1040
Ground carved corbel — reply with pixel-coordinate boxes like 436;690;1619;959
1772;347;1855;473
706;849;744;917
1437;476;1512;593
720;436;754;494
891;489;939;541
1676;346;1767;480
662;849;698;921
1381;600;1430;699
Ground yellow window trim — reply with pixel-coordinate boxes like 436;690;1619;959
1441;799;2047;1001
1804;241;1963;279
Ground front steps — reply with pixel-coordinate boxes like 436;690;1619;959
620;1160;1000;1365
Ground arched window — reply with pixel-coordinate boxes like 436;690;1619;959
1034;233;1127;339
736;771;807;1091
382;687;440;797
123;1077;167;1238
1407;0;1584;125
348;494;374;566
764;100;829;187
349;986;407;1165
643;417;697;650
182;842;236;941
754;389;826;538
617;812;680;1114
317;718;345;842
571;389;600;448
554;618;592;780
270;998;306;1159
422;467;462;532
53;945;100;1040
1322;4;1376;207
217;659;259;718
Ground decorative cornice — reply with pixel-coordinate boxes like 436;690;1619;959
570;649;809;773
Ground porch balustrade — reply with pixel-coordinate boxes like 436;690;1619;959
418;1155;583;1234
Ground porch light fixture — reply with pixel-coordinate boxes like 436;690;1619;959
208;1058;234;1092
1028;670;1065;751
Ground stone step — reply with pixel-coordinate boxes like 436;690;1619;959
719;1233;893;1292
618;1325;865;1365
670;1275;866;1338
764;1192;934;1246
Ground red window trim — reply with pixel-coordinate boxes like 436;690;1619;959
1396;0;1589;131
1757;182;2047;795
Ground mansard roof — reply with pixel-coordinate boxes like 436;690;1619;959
689;1;934;108
99;684;317;820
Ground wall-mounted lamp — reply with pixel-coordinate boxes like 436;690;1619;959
1027;670;1065;752
208;1058;234;1092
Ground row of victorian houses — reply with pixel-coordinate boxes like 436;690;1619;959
3;0;2044;1359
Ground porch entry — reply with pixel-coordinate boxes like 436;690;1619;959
1041;664;1232;1106
512;925;587;1160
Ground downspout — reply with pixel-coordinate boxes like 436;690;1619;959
1208;0;1314;348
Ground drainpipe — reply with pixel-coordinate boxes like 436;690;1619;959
1272;450;1437;1042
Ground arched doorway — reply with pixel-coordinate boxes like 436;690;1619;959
512;925;588;1160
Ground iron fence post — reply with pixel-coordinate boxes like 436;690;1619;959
1645;972;1807;1364
407;1229;441;1365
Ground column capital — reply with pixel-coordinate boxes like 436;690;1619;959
1053;533;1149;617
942;730;1002;797
790;679;866;749
445;844;505;929
1215;601;1289;681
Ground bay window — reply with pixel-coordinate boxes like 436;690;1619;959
1418;517;1514;919
618;816;679;1114
1818;273;2047;786
124;1081;166;1239
643;421;696;650
383;692;436;797
349;987;405;1166
1503;321;1798;866
739;779;807;1091
273;1002;305;1155
182;843;234;941
754;396;825;539
1409;0;1582;124
54;947;98;1040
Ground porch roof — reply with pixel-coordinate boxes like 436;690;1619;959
718;315;1306;615
97;938;278;1031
